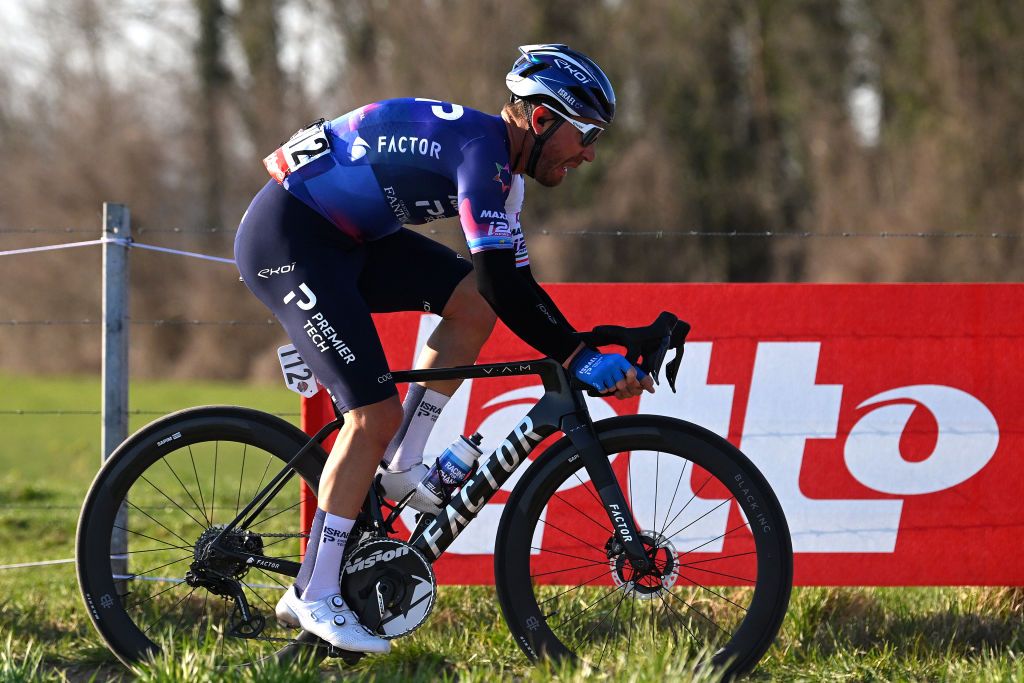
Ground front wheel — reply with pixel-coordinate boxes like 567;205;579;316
495;415;792;678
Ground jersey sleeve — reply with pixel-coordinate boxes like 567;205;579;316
456;137;528;266
473;250;580;363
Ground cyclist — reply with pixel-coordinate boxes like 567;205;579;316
234;44;654;654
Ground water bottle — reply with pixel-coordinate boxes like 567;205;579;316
416;433;484;507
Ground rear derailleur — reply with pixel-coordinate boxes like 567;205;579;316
184;563;266;638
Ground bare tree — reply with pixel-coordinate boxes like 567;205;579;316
194;0;232;229
233;0;287;150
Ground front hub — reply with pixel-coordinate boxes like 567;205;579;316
607;530;679;598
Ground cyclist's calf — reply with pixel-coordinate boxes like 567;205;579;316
319;397;404;517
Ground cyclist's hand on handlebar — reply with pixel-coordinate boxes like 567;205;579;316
616;366;655;399
569;347;655;398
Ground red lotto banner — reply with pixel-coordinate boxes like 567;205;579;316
302;284;1024;586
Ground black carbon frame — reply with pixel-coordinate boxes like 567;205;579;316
214;357;653;574
393;358;652;571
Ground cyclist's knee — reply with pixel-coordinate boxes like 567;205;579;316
443;275;496;333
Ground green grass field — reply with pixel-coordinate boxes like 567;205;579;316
1;373;1022;681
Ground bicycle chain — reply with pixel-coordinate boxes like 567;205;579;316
253;532;308;538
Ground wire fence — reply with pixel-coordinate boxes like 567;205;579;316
2;220;1022;416
2;214;1024;573
4;226;1024;238
0;218;277;545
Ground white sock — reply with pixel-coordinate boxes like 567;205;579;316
386;385;450;472
301;511;354;601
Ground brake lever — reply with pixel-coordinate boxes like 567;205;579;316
636;312;679;385
578;313;685;397
641;333;671;387
663;321;691;393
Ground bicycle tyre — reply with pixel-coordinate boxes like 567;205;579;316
495;415;792;678
76;406;329;668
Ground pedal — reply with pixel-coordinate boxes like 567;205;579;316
326;645;366;664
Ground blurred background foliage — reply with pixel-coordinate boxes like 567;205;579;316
1;0;1021;379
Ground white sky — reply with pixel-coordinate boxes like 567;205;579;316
0;1;336;109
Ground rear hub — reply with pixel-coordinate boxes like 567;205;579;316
191;524;264;579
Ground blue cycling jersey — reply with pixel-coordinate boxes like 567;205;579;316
264;98;529;268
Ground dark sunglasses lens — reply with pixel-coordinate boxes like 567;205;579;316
582;128;602;146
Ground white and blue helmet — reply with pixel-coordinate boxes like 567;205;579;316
506;44;616;124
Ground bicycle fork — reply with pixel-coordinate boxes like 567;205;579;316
560;409;654;574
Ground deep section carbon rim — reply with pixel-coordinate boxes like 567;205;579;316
498;420;791;676
77;410;327;667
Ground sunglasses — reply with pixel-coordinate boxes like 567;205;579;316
547;107;604;147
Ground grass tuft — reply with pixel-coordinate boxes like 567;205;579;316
0;634;46;683
132;646;327;683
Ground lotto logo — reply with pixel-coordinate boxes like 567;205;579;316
305;283;1023;585
438;342;1000;555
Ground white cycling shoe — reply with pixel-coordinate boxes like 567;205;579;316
378;463;442;515
275;587;390;654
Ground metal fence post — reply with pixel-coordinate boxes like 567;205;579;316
102;203;130;582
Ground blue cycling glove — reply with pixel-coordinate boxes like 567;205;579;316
569;347;642;393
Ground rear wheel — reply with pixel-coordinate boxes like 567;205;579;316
495;416;792;678
76;407;329;668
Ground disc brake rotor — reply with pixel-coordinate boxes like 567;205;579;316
608;530;679;599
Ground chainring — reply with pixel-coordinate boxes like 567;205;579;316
340;538;435;639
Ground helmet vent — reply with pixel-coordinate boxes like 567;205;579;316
518;63;548;79
591;88;614;121
568;85;592;105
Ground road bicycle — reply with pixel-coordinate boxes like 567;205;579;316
76;312;792;678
